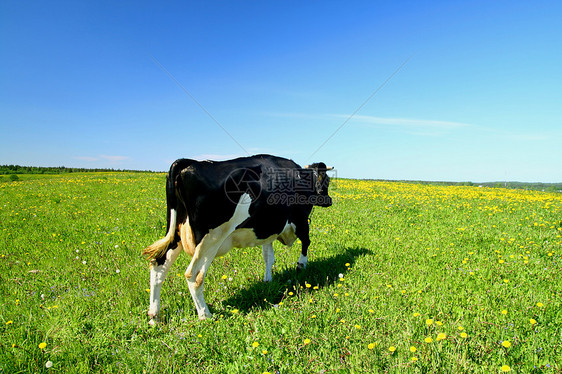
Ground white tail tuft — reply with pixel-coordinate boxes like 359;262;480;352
142;209;177;260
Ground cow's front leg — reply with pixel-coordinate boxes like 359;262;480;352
296;224;310;272
262;242;275;282
148;245;182;325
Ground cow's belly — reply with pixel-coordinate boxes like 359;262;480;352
216;221;298;257
230;228;278;249
277;222;297;246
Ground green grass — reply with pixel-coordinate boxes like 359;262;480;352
1;174;561;373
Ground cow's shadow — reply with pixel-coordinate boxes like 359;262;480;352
218;246;372;313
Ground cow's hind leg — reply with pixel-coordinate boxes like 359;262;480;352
184;193;252;320
148;245;182;325
184;237;221;320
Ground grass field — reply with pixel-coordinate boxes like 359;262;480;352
1;173;561;373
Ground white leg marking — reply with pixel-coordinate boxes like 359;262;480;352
148;244;182;325
297;253;308;270
185;193;252;320
262;242;275;282
186;270;212;320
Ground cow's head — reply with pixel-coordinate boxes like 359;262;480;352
304;162;333;207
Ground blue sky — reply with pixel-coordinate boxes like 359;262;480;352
1;1;561;182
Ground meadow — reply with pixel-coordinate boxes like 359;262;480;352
1;173;561;373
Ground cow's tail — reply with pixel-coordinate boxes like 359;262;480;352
142;159;193;261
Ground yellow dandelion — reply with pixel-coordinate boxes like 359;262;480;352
501;309;508;315
436;320;443;326
411;356;418;362
536;302;544;308
231;309;239;314
389;346;396;353
436;333;447;341
426;319;433;326
252;342;259;348
501;365;511;372
502;341;511;348
367;343;376;350
354;325;361;329
6;321;13;325
345;263;350;267
409;346;417;352
424;337;433;343
303;338;311;345
413;312;421;317
530;318;537;325
460;332;468;338
369;309;375;314
38;342;47;349
458;326;464;331
221;275;227;280
262;349;268;355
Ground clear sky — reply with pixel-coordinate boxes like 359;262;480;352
1;1;561;182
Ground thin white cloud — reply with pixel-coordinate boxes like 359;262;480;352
192;153;245;161
74;155;130;162
335;114;471;129
74;156;99;162
264;112;472;130
100;155;130;162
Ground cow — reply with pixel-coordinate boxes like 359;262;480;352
142;154;333;322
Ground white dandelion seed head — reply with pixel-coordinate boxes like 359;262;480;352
338;273;344;278
45;361;53;368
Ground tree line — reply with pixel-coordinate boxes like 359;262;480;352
0;165;153;175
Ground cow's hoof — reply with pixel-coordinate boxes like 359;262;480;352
198;310;213;321
296;263;306;272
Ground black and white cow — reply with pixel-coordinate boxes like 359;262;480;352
143;154;333;322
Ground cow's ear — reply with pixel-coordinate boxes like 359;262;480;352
304;165;310;169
